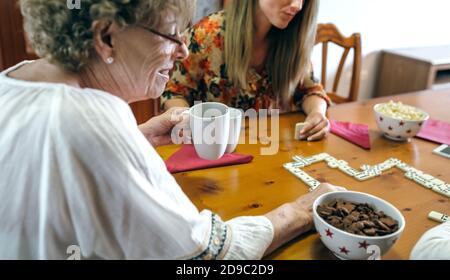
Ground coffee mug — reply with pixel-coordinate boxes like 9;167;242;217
189;102;230;160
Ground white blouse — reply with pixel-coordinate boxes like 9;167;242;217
0;61;274;260
410;222;450;260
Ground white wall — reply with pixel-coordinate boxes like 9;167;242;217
193;0;222;23
312;0;450;100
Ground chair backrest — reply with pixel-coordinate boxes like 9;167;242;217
315;23;362;104
0;0;37;71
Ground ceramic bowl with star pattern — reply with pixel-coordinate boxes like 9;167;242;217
313;191;406;260
374;103;429;142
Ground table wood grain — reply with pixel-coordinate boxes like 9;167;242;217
156;89;450;260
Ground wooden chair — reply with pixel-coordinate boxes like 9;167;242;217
315;23;362;104
0;1;37;71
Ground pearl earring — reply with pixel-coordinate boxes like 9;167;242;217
106;57;114;64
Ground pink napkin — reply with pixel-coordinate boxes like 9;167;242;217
330;120;371;150
165;145;254;174
416;119;450;146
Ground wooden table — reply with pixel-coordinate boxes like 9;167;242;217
156;89;450;260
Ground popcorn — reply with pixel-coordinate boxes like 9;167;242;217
376;100;427;121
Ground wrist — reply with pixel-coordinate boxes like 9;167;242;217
303;96;328;116
138;123;157;145
307;105;327;116
287;201;314;232
308;110;326;117
138;123;151;137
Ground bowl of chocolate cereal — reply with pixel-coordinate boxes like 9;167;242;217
313;191;405;260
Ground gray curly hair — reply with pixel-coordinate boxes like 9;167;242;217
20;0;195;72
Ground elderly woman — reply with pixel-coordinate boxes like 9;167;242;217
0;0;344;259
410;222;450;260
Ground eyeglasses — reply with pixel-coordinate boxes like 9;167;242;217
138;25;184;46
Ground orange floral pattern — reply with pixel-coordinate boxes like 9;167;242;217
162;11;330;111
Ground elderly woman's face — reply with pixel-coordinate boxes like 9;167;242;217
111;12;188;102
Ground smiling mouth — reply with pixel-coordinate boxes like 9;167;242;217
283;11;296;17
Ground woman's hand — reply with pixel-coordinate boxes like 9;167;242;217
300;95;329;141
291;183;347;229
299;111;330;141
263;183;346;255
139;107;189;147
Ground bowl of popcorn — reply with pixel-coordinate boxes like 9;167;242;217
373;100;429;141
313;191;405;260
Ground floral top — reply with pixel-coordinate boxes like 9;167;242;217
162;11;330;112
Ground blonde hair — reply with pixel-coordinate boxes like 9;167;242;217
20;0;195;72
224;0;319;107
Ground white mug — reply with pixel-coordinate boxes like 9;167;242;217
225;108;243;154
189;102;230;160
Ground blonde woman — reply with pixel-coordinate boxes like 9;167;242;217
163;0;330;141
